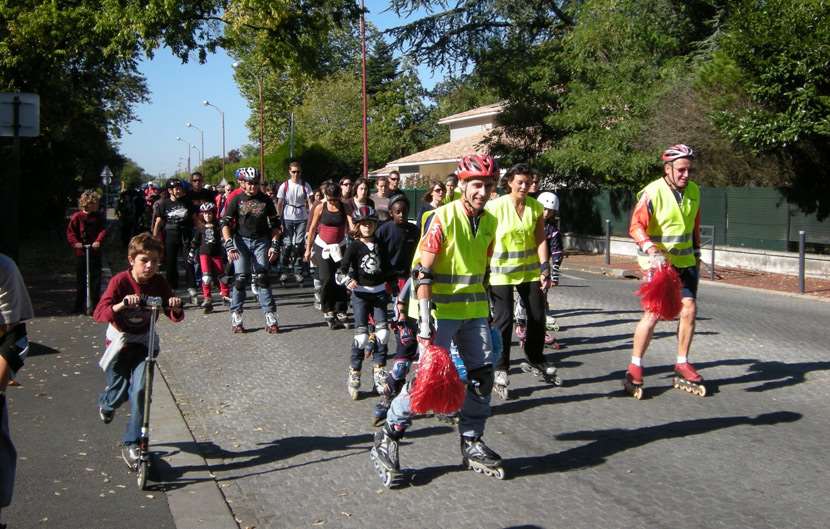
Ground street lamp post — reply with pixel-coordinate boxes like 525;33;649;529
186;121;204;169
176;136;192;174
191;145;201;168
202;100;225;181
233;62;265;179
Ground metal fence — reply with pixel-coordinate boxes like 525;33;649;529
556;187;830;254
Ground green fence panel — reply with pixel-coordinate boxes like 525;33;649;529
699;187;728;245
789;208;830;247
725;187;788;251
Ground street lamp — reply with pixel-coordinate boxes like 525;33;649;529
202;100;225;181
191;144;201;168
176;136;191;174
186;121;204;168
232;61;265;179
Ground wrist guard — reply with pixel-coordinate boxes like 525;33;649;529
540;261;551;276
223;238;236;253
270;239;280;251
417;298;433;339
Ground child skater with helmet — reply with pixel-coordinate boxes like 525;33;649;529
191;202;230;313
337;206;390;400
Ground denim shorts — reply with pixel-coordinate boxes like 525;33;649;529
677;265;699;299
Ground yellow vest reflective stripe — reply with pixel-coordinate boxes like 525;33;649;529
486;195;542;285
408;201;496;320
636;178;700;269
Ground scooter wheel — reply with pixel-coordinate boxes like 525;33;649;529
137;460;149;490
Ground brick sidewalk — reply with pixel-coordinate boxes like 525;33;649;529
562;252;830;299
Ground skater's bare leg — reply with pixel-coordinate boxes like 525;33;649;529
632;311;659;360
676;298;696;358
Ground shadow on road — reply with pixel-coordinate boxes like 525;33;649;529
506;411;801;478
26;341;62;357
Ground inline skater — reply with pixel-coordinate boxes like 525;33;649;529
276;161;313;285
67;190;107;314
443;174;461;204
191;203;230;313
152;179;198;304
221;167;281;334
372;194;419;425
372;153;504;487
626;144;704;398
487;164;553;400
94;234;183;468
370;175;391;223
337;206;389;399
304;181;349;329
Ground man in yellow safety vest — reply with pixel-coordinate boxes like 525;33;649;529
626;144;705;398
370;154;506;487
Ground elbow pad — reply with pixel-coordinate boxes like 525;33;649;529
411;264;433;288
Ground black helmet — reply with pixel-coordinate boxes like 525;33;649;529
166;178;183;190
352;205;378;224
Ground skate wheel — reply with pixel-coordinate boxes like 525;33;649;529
493;467;506;480
696;385;707;397
552;375;562;387
633;387;643;400
349;390;359;401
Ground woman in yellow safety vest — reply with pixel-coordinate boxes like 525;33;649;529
485;164;554;400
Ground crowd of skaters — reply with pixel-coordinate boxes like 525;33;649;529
0;144;702;506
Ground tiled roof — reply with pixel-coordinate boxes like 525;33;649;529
437;102;504;125
386;131;491;166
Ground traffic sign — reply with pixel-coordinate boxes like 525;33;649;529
101;166;113;186
0;93;39;137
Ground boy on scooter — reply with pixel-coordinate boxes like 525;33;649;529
93;233;183;468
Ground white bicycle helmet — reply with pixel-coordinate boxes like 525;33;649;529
537;191;560;211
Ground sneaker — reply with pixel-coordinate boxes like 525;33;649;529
99;406;114;424
121;445;140;469
265;312;279;334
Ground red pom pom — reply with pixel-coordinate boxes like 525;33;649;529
635;264;683;320
409;344;466;415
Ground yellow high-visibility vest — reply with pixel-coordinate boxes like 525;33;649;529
408;200;496;320
485;195;543;285
635;177;700;269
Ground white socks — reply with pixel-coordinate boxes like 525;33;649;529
677;355;688;365
630;356;642;367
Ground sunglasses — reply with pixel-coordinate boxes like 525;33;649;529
290;170;301;174
433;188;445;193
341;181;353;186
389;177;399;181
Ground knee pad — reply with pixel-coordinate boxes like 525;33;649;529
375;327;390;345
201;274;213;287
353;332;369;349
254;273;270;288
234;273;250;290
467;365;494;397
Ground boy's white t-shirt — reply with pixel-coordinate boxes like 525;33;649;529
277;179;313;221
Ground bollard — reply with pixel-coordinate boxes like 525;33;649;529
798;230;806;294
604;219;611;265
710;226;716;280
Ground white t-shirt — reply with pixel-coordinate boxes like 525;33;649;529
277;180;313;221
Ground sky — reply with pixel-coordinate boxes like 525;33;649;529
117;1;443;178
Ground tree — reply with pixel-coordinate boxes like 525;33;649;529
226;149;242;163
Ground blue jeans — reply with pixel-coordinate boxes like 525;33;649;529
350;290;389;369
231;235;276;315
98;346;148;446
282;220;307;275
387;318;494;438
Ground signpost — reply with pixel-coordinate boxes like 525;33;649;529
1;93;40;260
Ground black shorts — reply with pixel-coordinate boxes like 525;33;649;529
676;265;699;299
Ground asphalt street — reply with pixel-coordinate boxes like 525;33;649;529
151;270;830;529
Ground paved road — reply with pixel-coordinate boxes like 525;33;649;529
156;271;830;529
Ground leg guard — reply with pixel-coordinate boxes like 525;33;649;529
254;272;270;289
375;324;390;345
353;331;370;350
234;273;250;291
467;365;495;397
201;274;214;288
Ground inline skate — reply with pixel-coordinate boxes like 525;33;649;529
265;312;279;334
673;362;707;397
231;311;244;334
544;314;560;349
348;368;361;400
622;363;644;399
493;370;510;400
460;436;505;479
520;361;562;386
370;425;406;488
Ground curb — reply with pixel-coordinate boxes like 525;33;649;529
153;366;240;529
561;263;830;304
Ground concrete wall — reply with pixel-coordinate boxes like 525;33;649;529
564;234;830;279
